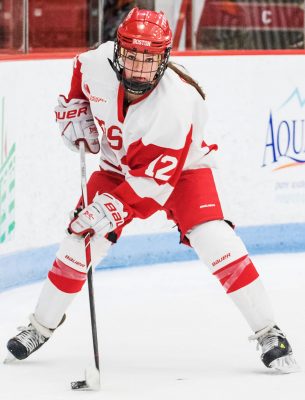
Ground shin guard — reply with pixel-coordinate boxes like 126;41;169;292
49;232;111;293
34;233;111;329
188;220;275;332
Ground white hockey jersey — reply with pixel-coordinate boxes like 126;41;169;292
66;41;217;219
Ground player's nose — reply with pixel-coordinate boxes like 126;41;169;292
133;59;143;71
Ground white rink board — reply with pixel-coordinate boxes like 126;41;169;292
0;53;305;256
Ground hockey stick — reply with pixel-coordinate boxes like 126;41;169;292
71;140;100;391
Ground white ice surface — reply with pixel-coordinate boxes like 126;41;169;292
1;253;305;400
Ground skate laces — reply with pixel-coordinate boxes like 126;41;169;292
249;325;285;352
16;325;46;353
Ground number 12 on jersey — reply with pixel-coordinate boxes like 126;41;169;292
145;155;178;181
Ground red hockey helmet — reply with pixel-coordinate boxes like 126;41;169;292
110;8;172;95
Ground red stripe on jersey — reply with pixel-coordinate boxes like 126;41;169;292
201;140;218;153
213;255;259;294
117;84;125;123
48;258;87;293
67;57;88;101
113;180;160;219
102;159;123;172
117;84;158;123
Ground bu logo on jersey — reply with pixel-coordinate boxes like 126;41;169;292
95;117;123;150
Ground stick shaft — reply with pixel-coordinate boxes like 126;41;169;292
79;141;100;371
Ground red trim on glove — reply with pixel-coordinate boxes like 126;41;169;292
68;215;95;237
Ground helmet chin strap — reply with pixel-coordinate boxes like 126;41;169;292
122;77;155;95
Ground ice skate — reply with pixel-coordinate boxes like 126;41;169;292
250;325;300;373
5;313;65;362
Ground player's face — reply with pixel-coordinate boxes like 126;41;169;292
121;48;162;83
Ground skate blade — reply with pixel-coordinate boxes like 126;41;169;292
71;367;100;391
3;352;17;364
270;355;301;374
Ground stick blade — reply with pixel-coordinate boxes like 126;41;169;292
71;367;100;391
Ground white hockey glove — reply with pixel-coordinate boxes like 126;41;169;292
55;95;100;154
69;193;128;237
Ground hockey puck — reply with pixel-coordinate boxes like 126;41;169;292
71;380;89;390
71;367;100;391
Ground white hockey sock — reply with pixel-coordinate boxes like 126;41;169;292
34;277;77;330
228;278;275;332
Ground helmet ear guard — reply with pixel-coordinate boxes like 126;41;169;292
109;7;172;95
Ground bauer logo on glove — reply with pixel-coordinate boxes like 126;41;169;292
69;193;128;237
55;105;88;120
55;95;100;154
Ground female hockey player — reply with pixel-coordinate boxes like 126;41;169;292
7;7;298;373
